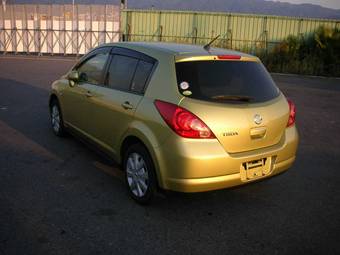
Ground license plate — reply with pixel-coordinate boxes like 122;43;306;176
240;157;272;181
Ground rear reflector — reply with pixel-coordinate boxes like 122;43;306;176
287;99;296;127
154;100;216;139
217;55;241;60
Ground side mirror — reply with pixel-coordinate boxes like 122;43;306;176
68;70;79;87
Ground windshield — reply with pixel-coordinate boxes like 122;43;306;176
175;61;280;104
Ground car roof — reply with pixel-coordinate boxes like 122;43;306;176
102;42;255;59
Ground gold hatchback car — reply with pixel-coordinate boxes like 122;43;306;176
49;42;298;203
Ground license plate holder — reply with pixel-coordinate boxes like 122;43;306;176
240;157;272;181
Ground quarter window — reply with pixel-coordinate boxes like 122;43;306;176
77;52;109;85
131;60;154;93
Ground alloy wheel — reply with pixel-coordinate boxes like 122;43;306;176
126;152;149;197
51;105;61;133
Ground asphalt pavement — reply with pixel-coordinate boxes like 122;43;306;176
0;56;339;255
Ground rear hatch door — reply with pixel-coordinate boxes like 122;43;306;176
175;58;289;153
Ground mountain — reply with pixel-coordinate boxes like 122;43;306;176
9;0;340;19
128;0;340;19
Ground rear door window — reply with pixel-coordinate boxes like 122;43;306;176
175;61;280;104
106;53;155;94
107;55;139;91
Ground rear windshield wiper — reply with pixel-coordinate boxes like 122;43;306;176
211;95;253;102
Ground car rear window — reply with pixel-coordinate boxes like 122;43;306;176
175;61;280;104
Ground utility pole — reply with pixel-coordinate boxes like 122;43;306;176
2;0;6;12
72;0;75;18
121;0;127;9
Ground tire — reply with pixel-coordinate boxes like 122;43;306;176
123;143;158;204
50;99;66;137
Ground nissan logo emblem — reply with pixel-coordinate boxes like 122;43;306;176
254;114;262;125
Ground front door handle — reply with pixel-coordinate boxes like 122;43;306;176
121;101;134;110
85;91;93;98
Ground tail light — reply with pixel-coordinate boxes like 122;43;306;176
154;100;216;139
287;99;296;127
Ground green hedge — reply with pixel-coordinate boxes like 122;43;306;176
260;27;340;77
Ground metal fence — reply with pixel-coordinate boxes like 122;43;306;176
0;4;120;55
1;5;339;55
121;9;340;54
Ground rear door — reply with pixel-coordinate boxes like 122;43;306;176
176;59;289;153
89;47;156;156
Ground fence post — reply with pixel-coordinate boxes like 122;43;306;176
192;12;197;44
48;4;52;54
37;5;42;55
10;4;17;54
89;5;93;51
122;10;131;41
62;4;65;55
24;4;29;54
75;4;79;56
262;16;268;55
0;3;4;53
51;4;54;55
193;27;197;44
159;25;163;41
158;11;162;41
227;14;232;49
103;4;107;44
297;18;304;74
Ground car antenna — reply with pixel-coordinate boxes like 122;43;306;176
203;35;220;51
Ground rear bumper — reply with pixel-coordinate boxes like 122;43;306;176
165;156;295;192
154;126;298;192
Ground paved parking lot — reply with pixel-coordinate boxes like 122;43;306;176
0;56;339;255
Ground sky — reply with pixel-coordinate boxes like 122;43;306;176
272;0;340;9
2;0;340;10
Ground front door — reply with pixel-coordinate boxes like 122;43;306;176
62;49;110;138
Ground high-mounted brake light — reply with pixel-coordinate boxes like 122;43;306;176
217;55;241;60
154;100;216;139
287;99;296;127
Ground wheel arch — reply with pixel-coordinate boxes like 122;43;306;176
49;93;59;108
120;130;164;188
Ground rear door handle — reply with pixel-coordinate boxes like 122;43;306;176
121;101;134;110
